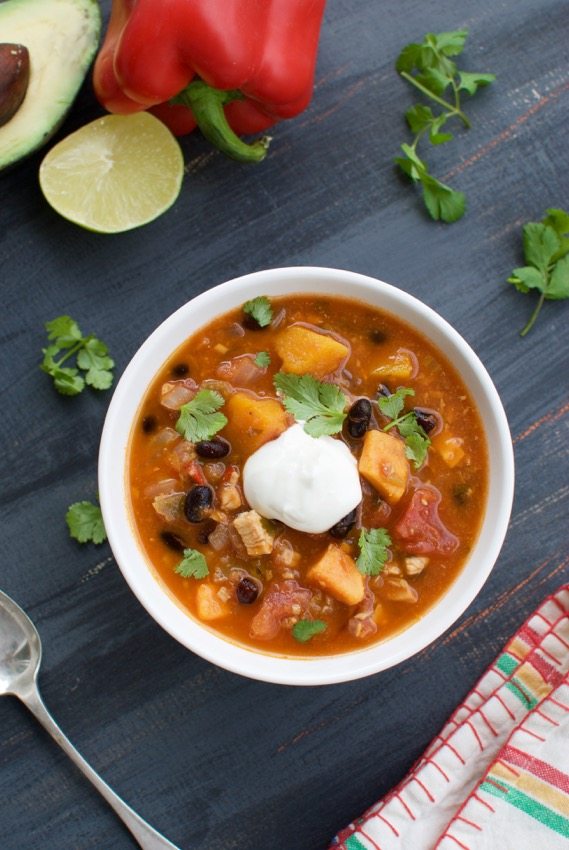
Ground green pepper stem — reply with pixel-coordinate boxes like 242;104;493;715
173;80;270;163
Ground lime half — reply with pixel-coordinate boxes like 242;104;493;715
39;113;184;233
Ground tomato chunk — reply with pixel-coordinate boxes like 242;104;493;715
249;581;312;641
395;485;458;555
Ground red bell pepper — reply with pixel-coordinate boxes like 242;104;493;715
93;0;327;162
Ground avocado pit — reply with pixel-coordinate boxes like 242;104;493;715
0;43;29;127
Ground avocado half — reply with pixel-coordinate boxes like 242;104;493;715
0;0;101;171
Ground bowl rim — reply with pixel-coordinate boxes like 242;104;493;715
98;266;514;686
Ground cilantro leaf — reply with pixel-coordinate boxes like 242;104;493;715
378;388;431;468
273;372;348;437
401;426;431;468
523;222;560;272
41;316;114;395
377;386;414;420
395;30;494;222
405;104;436;134
421;173;466;223
547;255;569;300
430;29;468;57
292;619;327;643
66;501;107;544
458;71;496;95
45;315;82;346
542;208;569;261
396;146;465;223
507;209;569;335
254;351;271;368
77;338;115;389
174;548;209;579
176;389;228;442
507;266;545;294
356;528;392;576
243;296;273;328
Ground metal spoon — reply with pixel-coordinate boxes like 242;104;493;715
0;589;182;850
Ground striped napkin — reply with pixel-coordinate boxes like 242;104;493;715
331;585;569;849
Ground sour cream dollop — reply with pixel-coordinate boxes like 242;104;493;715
243;423;362;534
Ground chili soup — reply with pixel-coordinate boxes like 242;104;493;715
128;293;488;656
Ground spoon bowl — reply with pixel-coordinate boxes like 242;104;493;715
0;589;181;850
0;590;41;696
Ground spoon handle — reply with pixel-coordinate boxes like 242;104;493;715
21;684;183;850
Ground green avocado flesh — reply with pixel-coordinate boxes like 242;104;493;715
0;0;101;171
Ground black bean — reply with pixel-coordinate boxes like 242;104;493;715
171;363;189;377
160;530;186;552
376;383;391;399
329;508;358;538
369;328;388;344
236;576;260;604
347;398;372;438
453;484;472;506
197;518;217;544
184;486;213;523
195;437;230;459
242;313;265;331
413;408;438;433
141;415;158;434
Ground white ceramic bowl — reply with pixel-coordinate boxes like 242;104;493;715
99;267;514;685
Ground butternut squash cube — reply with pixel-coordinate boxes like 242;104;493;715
306;544;365;605
433;434;465;468
358;429;410;504
275;325;349;377
225;392;289;456
196;583;229;621
371;349;415;380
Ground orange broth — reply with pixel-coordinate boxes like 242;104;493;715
128;294;488;656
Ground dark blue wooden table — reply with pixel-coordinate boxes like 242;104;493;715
1;1;568;848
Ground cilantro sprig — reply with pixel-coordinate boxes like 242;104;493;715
176;389;228;442
395;30;495;222
41;316;114;396
292;619;327;643
507;208;569;336
243;296;273;328
174;548;209;579
66;500;107;545
378;387;431;468
274;372;348;437
356;528;392;576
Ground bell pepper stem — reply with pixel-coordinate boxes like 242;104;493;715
173;80;271;163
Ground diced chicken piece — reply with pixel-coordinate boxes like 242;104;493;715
405;555;429;576
219;465;242;511
384;578;419;603
348;589;377;639
371;349;417;380
433;434;465;468
196;583;229;621
225;392;289;456
233;510;275;556
272;538;301;569
152;492;185;522
306;544;365;606
358;430;410;504
275;325;349;377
